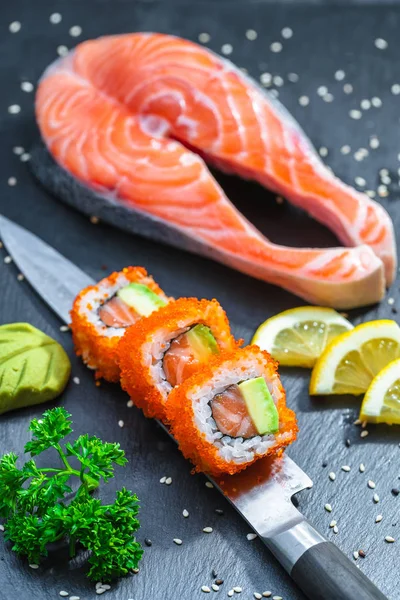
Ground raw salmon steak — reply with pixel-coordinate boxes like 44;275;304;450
35;32;396;309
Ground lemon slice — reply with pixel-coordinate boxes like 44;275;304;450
360;358;400;424
252;306;353;368
310;320;400;396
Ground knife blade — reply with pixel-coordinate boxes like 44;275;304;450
0;215;387;600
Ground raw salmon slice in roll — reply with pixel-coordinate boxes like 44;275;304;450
166;345;297;475
70;266;171;382
117;298;237;421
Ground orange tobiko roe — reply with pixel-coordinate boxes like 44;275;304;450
166;345;298;476
117;297;238;422
70;266;170;382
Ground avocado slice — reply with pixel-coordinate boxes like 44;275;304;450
117;283;167;317
238;376;279;435
185;324;219;361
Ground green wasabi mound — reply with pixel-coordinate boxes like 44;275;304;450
0;323;71;415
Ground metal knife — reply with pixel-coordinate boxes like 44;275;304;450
0;215;387;600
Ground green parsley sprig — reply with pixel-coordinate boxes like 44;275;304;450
0;407;143;581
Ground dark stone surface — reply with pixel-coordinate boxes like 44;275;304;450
1;1;400;599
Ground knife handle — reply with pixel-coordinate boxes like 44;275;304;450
266;521;388;600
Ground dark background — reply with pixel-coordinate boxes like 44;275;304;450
1;1;400;599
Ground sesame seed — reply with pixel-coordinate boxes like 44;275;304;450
160;476;166;484
96;589;105;595
360;99;371;110
368;480;376;489
329;472;336;481
70;597;80;600
375;38;388;50
212;584;220;592
198;32;211;43
4;256;12;264
50;12;62;24
324;503;332;512
299;95;309;107
215;509;224;515
118;420;124;428
262;594;272;598
341;145;351;155
246;533;257;540
335;70;346;81
374;494;380;503
391;84;400;95
8;105;21;115
270;42;282;53
228;591;234;598
371;96;382;107
221;44;233;55
345;439;351;448
0;525;4;532
360;464;365;473
8;177;17;186
206;481;214;489
203;527;213;533
376;515;383;523
359;549;366;558
260;73;272;86
29;564;39;569
254;594;262;600
360;430;369;438
59;593;69;597
385;536;395;543
319;147;328;157
349;109;362;120
343;83;353;94
353;551;359;560
127;399;133;407
13;146;24;155
391;488;399;496
323;93;334;102
317;86;328;97
69;25;82;37
182;509;189;518
233;587;242;593
20;153;31;162
329;520;337;528
369;136;380;149
355;177;366;187
273;597;283;600
101;588;110;594
165;477;172;485
145;538;152;546
73;377;80;385
366;190;376;198
246;29;258;41
21;81;34;93
60;325;69;332
287;73;299;82
342;465;351;472
273;76;284;87
57;45;69;57
388;298;395;306
333;525;339;534
173;538;182;545
281;27;293;39
9;21;21;33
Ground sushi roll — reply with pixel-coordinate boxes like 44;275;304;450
166;345;297;475
70;266;171;382
118;297;237;421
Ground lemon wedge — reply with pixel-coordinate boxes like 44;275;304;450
252;306;353;368
360;358;400;424
310;320;400;396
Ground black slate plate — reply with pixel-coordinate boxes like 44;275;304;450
1;1;400;599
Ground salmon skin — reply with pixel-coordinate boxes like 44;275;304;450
35;33;395;309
